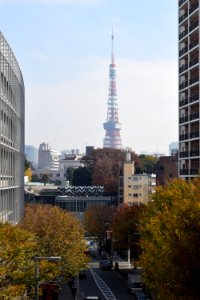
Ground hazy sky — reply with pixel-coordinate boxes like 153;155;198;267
1;0;177;155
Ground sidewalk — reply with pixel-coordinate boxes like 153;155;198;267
59;282;74;300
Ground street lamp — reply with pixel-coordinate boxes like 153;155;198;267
34;256;61;300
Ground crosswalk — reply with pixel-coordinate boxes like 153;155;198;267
90;269;117;300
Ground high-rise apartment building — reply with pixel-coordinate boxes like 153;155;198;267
0;32;25;223
25;145;38;168
179;0;199;179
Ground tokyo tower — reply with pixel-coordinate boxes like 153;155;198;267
103;31;122;149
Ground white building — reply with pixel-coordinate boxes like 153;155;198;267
0;32;25;223
38;142;59;170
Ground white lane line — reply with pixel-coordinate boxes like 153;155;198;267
90;269;117;300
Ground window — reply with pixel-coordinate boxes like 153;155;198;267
133;185;138;189
133;193;138;198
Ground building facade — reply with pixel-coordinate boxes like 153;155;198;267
156;156;178;185
25;145;38;168
0;32;25;223
118;152;156;205
179;0;200;179
38;142;59;170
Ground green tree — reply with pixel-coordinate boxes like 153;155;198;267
72;166;92;186
139;178;200;300
135;154;157;174
66;167;75;185
40;174;49;186
20;204;88;280
31;173;40;182
0;223;38;298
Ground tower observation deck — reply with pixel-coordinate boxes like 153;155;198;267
103;31;122;149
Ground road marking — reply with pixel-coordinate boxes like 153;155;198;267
90;269;117;300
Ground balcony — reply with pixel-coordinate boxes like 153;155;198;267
179;0;187;6
179;133;189;140
179;97;188;107
180;169;189;175
189;57;199;67
190;150;199;156
180;151;189;157
179;29;188;40
179;63;188;73
189;20;199;32
179;80;188;90
190;112;199;120
189;39;199;50
189;93;199;103
189;3;199;14
179;46;188;57
190;168;199;175
179;12;188;23
189;76;199;85
190;131;199;138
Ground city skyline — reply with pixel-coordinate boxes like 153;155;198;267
0;0;177;154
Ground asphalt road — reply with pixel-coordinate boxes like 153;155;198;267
79;266;136;300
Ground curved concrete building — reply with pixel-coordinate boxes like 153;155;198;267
0;32;25;223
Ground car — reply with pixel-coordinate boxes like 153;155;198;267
99;259;112;270
84;297;101;300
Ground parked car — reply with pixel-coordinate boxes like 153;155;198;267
99;259;112;270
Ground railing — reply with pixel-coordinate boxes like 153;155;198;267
190;168;199;175
179;29;188;40
180;169;189;175
189;94;199;103
189;20;199;32
189;57;199;68
179;133;188;140
179;151;189;158
189;76;199;85
179;97;188;107
179;80;188;90
190;131;199;138
179;0;187;7
179;12;188;23
179;46;188;57
190;112;199;120
189;39;199;50
179;63;188;73
189;3;199;14
190;150;199;156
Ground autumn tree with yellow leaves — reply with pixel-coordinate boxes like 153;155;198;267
139;178;200;300
20;204;88;280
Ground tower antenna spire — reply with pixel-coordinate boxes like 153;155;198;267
103;31;122;149
111;27;114;64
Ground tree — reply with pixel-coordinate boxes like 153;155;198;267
25;157;31;171
66;167;75;185
0;222;38;298
82;148;140;195
139;178;200;300
83;205;115;241
31;173;40;182
24;167;32;182
20;204;88;280
40;174;50;186
135;154;157;174
72;166;92;186
111;204;144;259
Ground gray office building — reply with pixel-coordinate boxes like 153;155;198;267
0;32;25;223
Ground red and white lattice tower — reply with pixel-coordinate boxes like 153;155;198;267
103;31;122;149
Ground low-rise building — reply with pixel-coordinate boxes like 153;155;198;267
118;151;156;205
